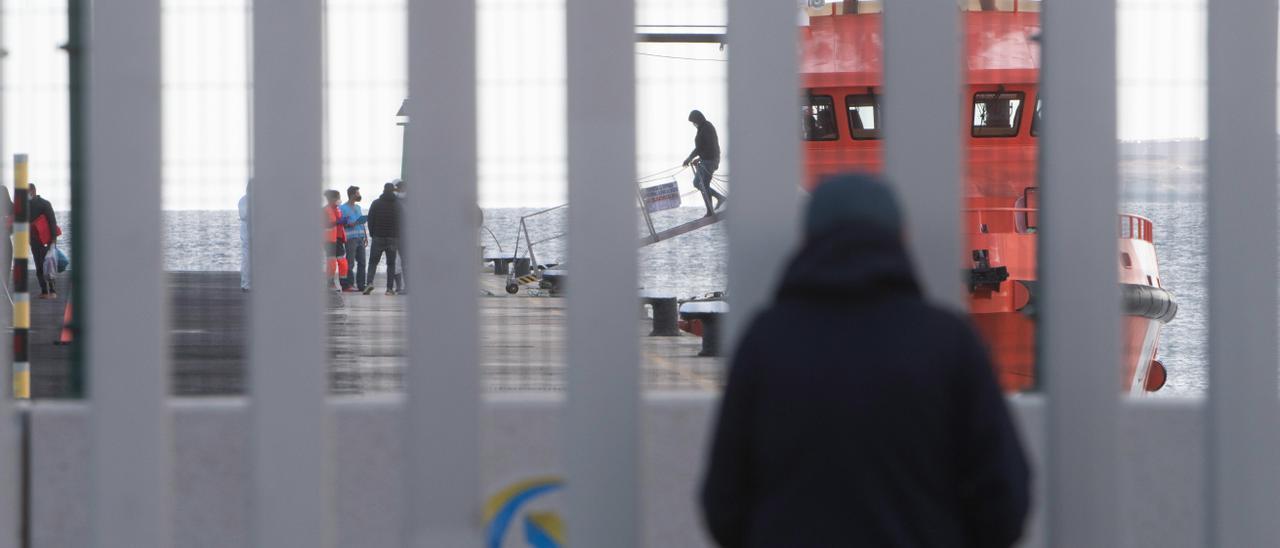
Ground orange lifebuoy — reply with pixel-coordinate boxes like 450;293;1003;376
1144;360;1167;392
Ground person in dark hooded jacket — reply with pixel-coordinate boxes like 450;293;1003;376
28;183;60;298
700;173;1030;548
683;109;727;216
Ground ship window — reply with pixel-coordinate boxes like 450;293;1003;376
802;95;839;141
1030;96;1041;137
845;94;880;140
972;91;1025;137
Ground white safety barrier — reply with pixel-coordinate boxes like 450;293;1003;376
21;396;1211;548
1040;0;1122;544
84;2;170;548
564;0;641;545
249;2;330;547
1;0;1276;545
1205;0;1280;544
404;0;482;544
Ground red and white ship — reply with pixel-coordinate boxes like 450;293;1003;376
799;3;1176;393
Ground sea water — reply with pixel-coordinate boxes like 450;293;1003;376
157;207;732;297
64;202;1205;396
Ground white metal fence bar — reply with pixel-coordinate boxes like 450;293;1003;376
564;0;639;543
403;0;481;544
85;0;171;546
725;0;801;345
1039;0;1121;545
249;0;331;546
0;6;16;546
883;0;962;307
1205;0;1280;543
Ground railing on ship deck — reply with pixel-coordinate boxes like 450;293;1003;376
804;0;1041;17
1119;213;1154;243
964;207;1156;243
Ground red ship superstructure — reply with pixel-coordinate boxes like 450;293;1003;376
800;4;1176;393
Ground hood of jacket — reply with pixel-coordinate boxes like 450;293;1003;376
775;223;921;304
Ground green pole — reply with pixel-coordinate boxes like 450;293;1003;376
65;0;87;398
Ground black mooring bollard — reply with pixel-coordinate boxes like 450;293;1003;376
679;301;728;357
642;296;680;336
697;315;722;357
489;257;512;275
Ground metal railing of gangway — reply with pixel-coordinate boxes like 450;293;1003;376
503;166;729;291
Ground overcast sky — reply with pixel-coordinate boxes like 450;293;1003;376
3;0;1212;210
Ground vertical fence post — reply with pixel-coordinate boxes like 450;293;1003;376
882;0;961;307
403;0;481;544
10;156;27;400
1040;0;1121;545
0;147;20;548
250;0;331;546
85;0;171;545
6;155;28;548
0;7;13;539
725;0;800;347
1206;0;1280;544
68;0;88;397
564;0;639;543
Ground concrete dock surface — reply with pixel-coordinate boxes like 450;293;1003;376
26;270;723;397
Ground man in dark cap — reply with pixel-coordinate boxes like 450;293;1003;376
364;181;401;295
683;109;727;216
700;173;1030;548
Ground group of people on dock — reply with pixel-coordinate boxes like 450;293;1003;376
324;179;407;296
237;109;724;295
238;179;407;296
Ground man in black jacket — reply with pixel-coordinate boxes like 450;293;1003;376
28;183;59;299
363;182;401;296
683;109;727;216
700;174;1030;548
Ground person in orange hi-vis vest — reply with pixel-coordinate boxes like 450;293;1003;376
324;190;348;290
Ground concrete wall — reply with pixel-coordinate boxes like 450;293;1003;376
25;395;1203;547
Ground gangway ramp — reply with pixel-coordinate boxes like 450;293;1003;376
499;168;727;293
638;210;725;247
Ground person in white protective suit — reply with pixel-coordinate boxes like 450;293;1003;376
239;181;251;291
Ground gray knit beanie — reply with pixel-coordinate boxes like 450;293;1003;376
804;173;903;238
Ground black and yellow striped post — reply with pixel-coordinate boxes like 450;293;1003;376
12;154;30;399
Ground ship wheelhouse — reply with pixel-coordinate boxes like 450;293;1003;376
799;4;1174;394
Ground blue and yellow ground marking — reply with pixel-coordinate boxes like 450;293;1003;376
484;476;565;548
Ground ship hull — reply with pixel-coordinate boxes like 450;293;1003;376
970;309;1167;393
968;229;1174;393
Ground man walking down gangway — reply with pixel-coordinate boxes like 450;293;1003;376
683;109;726;217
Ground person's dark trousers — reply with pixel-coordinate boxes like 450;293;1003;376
396;246;407;293
342;236;367;290
368;236;399;292
692;161;725;215
31;243;51;294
